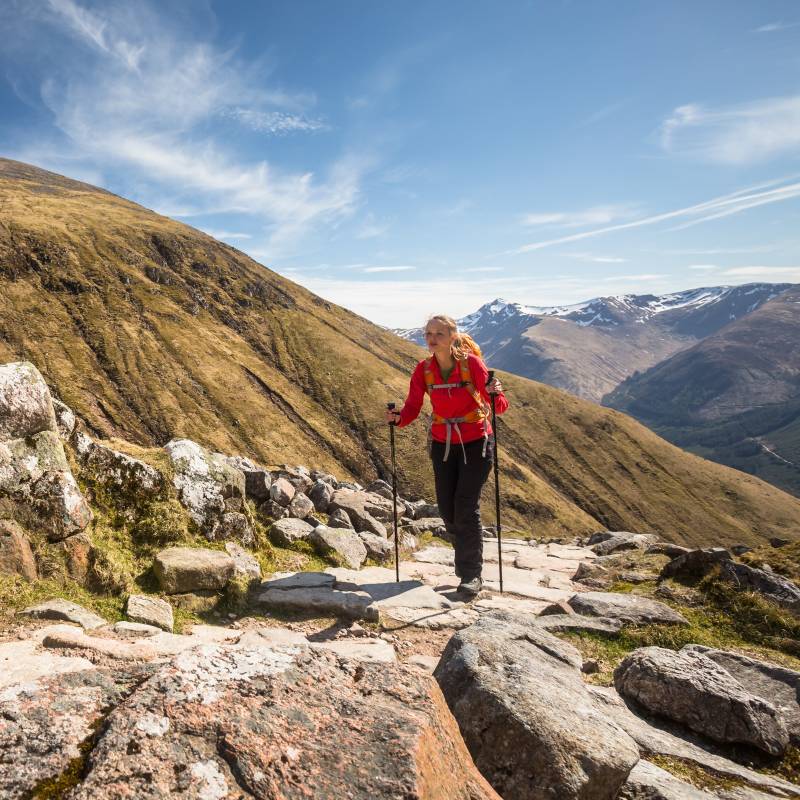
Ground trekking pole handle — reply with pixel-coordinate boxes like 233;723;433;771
387;402;399;426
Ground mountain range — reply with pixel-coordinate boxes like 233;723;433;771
1;157;799;546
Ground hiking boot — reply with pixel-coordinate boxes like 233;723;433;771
457;576;483;598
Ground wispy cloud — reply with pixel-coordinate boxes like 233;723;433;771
688;264;718;270
521;205;638;229
201;229;253;241
660;95;800;164
563;252;627;263
720;265;800;279
8;0;365;257
362;265;416;273
578;100;628;128
507;176;800;255
754;21;799;33
355;214;389;239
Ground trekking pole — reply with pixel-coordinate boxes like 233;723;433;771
387;402;400;583
487;371;504;594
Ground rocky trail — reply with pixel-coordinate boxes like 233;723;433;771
2;358;800;799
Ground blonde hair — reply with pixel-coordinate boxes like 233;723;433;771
425;314;483;361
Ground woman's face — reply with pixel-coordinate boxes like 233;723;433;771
424;321;454;354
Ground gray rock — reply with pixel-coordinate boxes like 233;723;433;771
591;533;658;556
659;547;732;582
308;479;334;512
153;546;235;594
74;433;163;499
224;541;262;582
310;469;339;487
125;594;174;632
614;646;789;756
164;439;252;541
258;571;335;590
645;542;691;558
328;489;389;536
268;517;314;547
288;491;314;519
365;478;393;499
258;498;289;520
718;560;800;614
0;360;57;439
272;466;313;493
211;510;253;545
19;598;107;630
257;585;379;621
52;398;77;441
269;476;295;506
770;537;791;548
573;561;609;582
401;517;446;537
435;610;639;800
337;480;363;491
410;501;439;520
0;518;37;580
683;644;800;744
309;525;368;569
534;614;623;635
569;592;688;625
590;685;800;799
225;455;272;502
730;544;752;556
618;760;715;800
327;507;354;529
113;621;162;638
358;530;394;561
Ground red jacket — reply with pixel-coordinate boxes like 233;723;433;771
397;353;509;443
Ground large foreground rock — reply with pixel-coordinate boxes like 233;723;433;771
0;518;37;580
328;489;388;536
67;645;500;799
0;362;92;539
153;546;235;594
164;438;253;543
614;646;789;756
719;560;800;614
125;594;174;632
569;591;688;625
683;644;800;744
268;517;314;546
309;524;367;569
19;598;107;630
435;610;639;800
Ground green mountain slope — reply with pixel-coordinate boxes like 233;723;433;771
2;157;800;546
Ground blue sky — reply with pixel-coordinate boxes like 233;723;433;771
1;1;799;326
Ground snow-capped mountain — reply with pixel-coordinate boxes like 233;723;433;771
396;283;796;402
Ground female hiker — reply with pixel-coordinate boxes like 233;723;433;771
385;314;508;597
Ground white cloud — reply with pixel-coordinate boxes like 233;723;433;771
720;265;800;279
660;95;800;164
362;265;416;273
201;229;253;241
465;267;503;273
10;0;365;257
754;21;799;33
355;215;389;239
507;176;800;255
520;205;638;228
563;252;627;263
688;264;718;270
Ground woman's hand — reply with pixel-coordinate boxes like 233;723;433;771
487;377;503;394
385;408;401;425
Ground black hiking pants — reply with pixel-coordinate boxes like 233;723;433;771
430;437;493;581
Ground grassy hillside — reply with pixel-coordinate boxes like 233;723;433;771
2;157;800;546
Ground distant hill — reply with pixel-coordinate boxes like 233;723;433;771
1;157;800;546
398;286;793;403
605;286;800;497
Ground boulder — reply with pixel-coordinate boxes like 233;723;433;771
43;629;158;661
659;547;732;582
568;592;688;625
309;525;368;569
272;466;313;493
328;507;354;529
365;478;393;499
18;598;107;630
770;537;791;548
224;541;262;582
225;455;272;502
731;544;752;556
269;476;295;506
358;530;394;561
410;501;440;520
591;533;658;556
52;397;77;440
402;516;447;537
310;469;339;487
287;491;314;519
683;644;800;744
308;479;334;512
258;498;289;520
435;610;639;800
125;594;174;632
153;546;235;594
574;561;609;582
257;584;379;621
52;531;92;582
328;489;389;536
0;518;36;580
0;360;57;439
614;646;789;756
268;517;314;547
718;560;800;614
534;614;623;635
0;662;153;799
66;645;500;800
164;439;252;542
645;542;691;558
